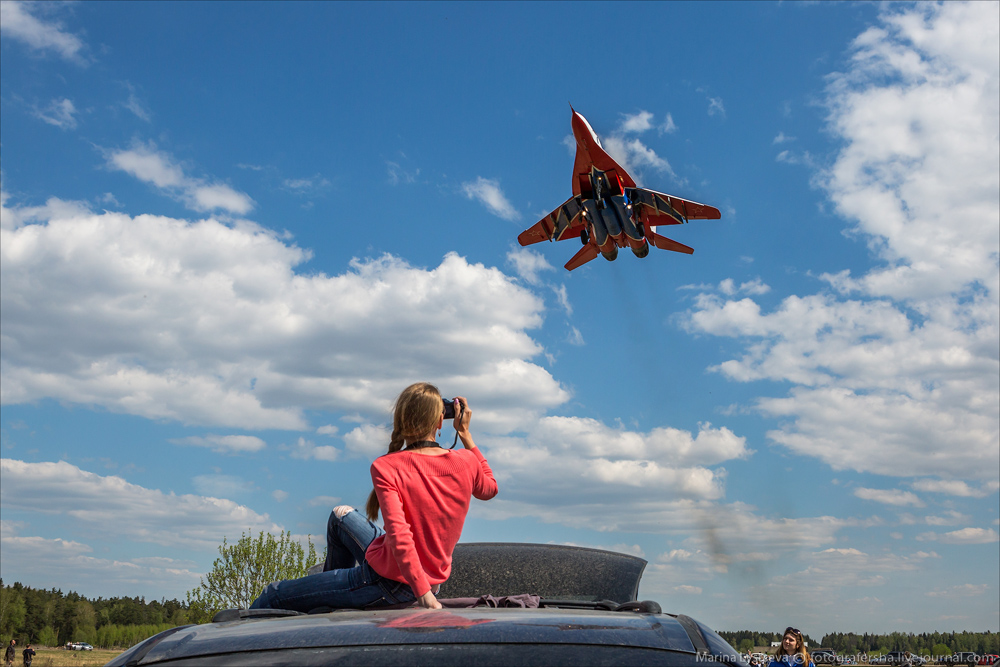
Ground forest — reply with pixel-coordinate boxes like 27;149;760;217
0;580;186;649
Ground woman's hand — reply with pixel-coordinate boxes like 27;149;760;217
452;396;471;433
452;397;476;450
417;590;442;610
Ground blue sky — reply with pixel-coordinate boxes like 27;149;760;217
1;1;997;636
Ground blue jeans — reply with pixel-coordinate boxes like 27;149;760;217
249;509;416;611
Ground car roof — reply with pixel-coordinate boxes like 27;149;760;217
108;607;742;666
107;543;743;666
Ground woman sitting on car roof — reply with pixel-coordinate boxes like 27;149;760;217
250;382;498;611
772;627;815;667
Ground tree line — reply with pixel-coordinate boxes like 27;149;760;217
0;579;186;648
719;631;820;653
817;631;998;657
717;630;999;657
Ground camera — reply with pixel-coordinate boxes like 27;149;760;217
442;397;463;420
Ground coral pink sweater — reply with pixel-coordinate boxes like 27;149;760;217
365;447;498;597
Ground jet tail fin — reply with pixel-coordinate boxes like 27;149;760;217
564;244;599;271
650;232;694;254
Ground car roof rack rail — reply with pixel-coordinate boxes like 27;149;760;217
540;598;662;614
211;608;307;623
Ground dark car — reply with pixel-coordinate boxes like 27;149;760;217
106;543;748;666
813;649;842;665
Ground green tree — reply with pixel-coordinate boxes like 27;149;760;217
0;584;27;639
36;625;58;647
186;530;319;623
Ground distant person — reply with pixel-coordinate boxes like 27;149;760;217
251;383;498;611
771;628;814;667
20;645;34;667
4;640;15;667
902;651;914;667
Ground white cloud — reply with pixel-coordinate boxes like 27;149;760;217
32;98;78;130
475;418;759;537
0;523;201;600
762;547;935;596
271;489;289;502
911;478;999;498
820;2;1000;301
718;278;770;296
0;201;569;433
562;134;576;156
192;474;255;499
603;136;678;184
682;5;1000;484
307;495;341;508
566;326;584;347
707;97;726;118
124;85;151;122
282;174;331;196
926;584;988;597
189;184;254;215
108;143;185;188
342;423;391;459
551;284;572;316
673;585;703;595
938;527;999;544
289;437;340;462
619;110;654;133
171;434;266;454
916;527;999;544
773;132;796;145
853;487;924;507
0;459;280;550
0;194;93;231
316;424;339;436
462;177;520;221
924;510;969;526
0;1;87;64
105;142;254;214
386;161;419;185
506;247;553;286
660;113;678;135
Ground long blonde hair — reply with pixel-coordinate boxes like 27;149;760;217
365;382;443;521
775;628;810;665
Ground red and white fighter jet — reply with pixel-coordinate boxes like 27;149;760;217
517;109;721;271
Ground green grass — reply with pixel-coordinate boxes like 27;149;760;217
27;647;125;667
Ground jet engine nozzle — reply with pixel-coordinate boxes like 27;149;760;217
631;240;649;259
601;247;619;262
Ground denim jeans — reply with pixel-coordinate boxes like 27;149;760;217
249;509;416;612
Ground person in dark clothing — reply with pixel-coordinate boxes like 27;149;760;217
20;645;34;667
4;640;16;667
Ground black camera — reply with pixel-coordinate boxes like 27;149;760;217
442;397;463;420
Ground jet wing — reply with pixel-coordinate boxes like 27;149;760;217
517;196;586;246
628;188;722;225
564;243;599;271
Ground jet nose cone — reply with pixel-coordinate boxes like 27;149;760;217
571;111;591;144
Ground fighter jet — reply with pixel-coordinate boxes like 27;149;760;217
517;109;721;271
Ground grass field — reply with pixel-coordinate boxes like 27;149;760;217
26;648;125;667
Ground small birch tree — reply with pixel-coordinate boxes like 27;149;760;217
186;531;320;623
